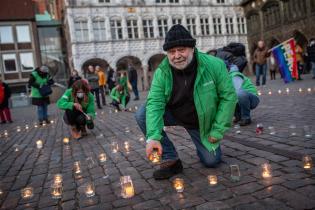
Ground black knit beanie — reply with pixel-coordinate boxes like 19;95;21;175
163;24;196;51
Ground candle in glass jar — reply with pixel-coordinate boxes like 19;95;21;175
4;130;8;137
120;176;135;198
124;141;130;151
149;149;161;164
261;163;272;179
135;106;138;110
208;175;218;185
278;90;281;94
111;142;119;153
51;183;62;199
286;88;290;93
36;140;43;149
307;88;311;93
173;178;184;193
99;153;107;163
85;183;95;197
34;123;38;128
299;88;302;93
302;155;313;170
17;126;21;132
73;161;81;174
54;174;63;185
63;137;69;144
25;124;29;130
21;187;34;199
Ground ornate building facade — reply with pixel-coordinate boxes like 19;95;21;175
65;0;247;90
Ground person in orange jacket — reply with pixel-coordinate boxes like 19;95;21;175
96;65;107;106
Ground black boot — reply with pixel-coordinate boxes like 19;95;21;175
239;119;252;126
153;159;183;180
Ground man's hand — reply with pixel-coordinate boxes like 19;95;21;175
208;137;219;143
73;103;83;112
146;140;163;158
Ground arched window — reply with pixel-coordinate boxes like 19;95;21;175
74;18;89;42
172;15;182;25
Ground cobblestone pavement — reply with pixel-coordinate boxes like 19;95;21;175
0;75;314;210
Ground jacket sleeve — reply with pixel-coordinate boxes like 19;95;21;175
146;69;167;141
209;61;237;140
28;74;40;88
56;89;74;110
110;89;119;101
86;93;96;119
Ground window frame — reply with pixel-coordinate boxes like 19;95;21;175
16;25;31;43
157;18;168;38
93;17;106;41
110;19;123;40
200;16;210;36
0;25;14;44
127;19;139;39
143;19;154;39
74;18;89;42
186;16;197;36
2;53;18;73
19;52;35;72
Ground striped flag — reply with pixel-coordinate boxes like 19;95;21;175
271;38;298;83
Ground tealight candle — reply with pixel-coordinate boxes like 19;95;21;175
149;149;161;164
258;91;262;96
268;91;272;95
256;123;264;135
25;124;29;130
299;88;302;93
302;155;313;170
53;174;63;185
230;165;241;182
42;122;46;126
289;125;297;136
208;175;218;185
4;130;8;137
173;178;184;193
111;142;119;153
99;153;107;163
85;182;95;198
303;125;312;139
307;88;311;93
17;126;21;132
129;108;132;111
268;126;276;135
278;90;281;94
63;137;69;145
286;88;290;93
51;183;62;199
139;137;144;142
34;123;38;128
21;187;34;199
261;163;272;179
124;141;130;151
135;106;138;110
73;161;81;174
115;109;118;113
36;140;43;149
120;176;135;198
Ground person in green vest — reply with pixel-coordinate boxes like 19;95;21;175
229;64;259;126
135;24;237;180
110;84;130;111
57;80;96;139
118;72;128;94
28;66;54;125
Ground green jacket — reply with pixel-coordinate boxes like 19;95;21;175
229;71;258;95
31;71;49;98
110;87;128;108
56;89;96;119
118;76;128;94
146;50;237;152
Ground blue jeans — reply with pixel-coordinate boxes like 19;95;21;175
235;90;260;120
255;63;267;86
37;104;48;122
135;104;221;168
311;62;315;77
131;80;139;98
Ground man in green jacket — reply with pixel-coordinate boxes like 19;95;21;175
135;24;237;180
110;84;130;111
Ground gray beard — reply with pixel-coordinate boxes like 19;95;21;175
170;52;194;70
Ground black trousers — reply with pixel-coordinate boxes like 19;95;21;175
91;88;101;108
63;109;86;130
112;95;130;111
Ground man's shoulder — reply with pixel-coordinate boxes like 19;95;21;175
197;51;225;72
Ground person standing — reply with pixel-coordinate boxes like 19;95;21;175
28;66;54;125
307;38;315;79
296;43;304;80
128;65;140;100
107;67;116;91
135;24;237;180
253;40;269;86
68;69;81;88
86;65;102;109
96;65;107;106
0;78;12;123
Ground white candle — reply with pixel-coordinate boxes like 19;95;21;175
36;140;43;149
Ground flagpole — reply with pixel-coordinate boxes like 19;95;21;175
268;38;295;52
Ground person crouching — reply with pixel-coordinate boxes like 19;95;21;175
110;84;130;111
57;80;96;139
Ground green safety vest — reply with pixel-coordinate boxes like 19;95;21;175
31;71;49;98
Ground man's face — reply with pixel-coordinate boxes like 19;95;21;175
88;65;94;73
167;47;194;70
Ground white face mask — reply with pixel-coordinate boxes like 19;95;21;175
76;92;84;99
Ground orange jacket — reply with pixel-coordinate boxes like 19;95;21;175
97;71;107;86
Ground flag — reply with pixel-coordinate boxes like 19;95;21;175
271;38;298;83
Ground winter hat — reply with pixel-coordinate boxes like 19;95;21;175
163;24;196;51
39;65;49;73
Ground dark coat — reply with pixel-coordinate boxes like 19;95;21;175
307;44;315;62
128;67;138;83
68;75;81;88
28;68;54;106
0;82;11;109
107;69;116;89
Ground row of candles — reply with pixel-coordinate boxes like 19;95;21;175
257;87;314;96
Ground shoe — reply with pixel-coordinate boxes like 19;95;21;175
8;120;13;123
81;126;88;136
312;76;315;79
71;126;81;140
45;119;51;124
1;121;6;124
134;97;139;101
233;116;241;123
239;119;252;126
153;159;183;180
39;121;43;126
98;106;102;109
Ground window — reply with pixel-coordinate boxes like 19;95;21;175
247;13;259;34
169;0;179;3
172;18;182;25
217;0;225;3
16;25;31;43
110;19;123;40
74;19;89;42
263;3;280;27
186;17;196;36
127;19;139;39
143;19;154;38
225;17;234;34
93;18;106;41
2;54;17;72
200;17;210;36
158;18;168;37
156;0;166;3
0;26;14;43
237;17;246;34
213;17;222;34
99;0;110;2
20;52;35;71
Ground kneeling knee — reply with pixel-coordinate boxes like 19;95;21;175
202;159;221;168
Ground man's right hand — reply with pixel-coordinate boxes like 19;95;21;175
146;140;163;158
73;103;83;112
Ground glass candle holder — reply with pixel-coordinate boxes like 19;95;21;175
268;90;272;95
173;178;184;193
73;161;81;174
268;126;276;135
51;183;62;199
111;142;119;153
42;122;46;127
86;157;95;169
99;153;107;163
115;109;118;113
4;130;8;137
21;187;34;199
14;144;20;152
230;165;241;182
17;126;21;132
261;163;272;179
148;149;161;164
50;120;54;124
207;175;218;186
256;123;264;135
289;125;297;136
124;141;130;152
307;88;311;93
234;124;241;134
302;155;313;170
286;88;290;94
25;124;29;130
299;88;303;93
278;90;282;94
303;125;312;139
135;106;138;110
36;140;43;149
63;137;69;145
139;137;144;142
53;174;63;185
85;182;95;198
34;123;38;128
120;176;135;198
